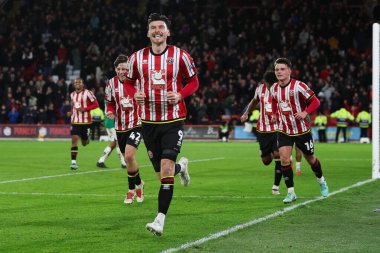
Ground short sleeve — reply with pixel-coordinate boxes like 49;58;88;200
298;82;314;100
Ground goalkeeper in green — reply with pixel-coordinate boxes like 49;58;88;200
96;101;127;169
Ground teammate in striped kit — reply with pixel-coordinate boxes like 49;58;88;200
125;13;199;236
68;78;99;170
105;54;145;204
270;58;329;204
241;71;283;196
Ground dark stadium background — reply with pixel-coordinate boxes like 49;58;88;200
0;0;377;128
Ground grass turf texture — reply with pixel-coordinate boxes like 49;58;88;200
0;141;378;253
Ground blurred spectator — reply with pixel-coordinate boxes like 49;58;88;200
0;0;373;126
60;99;72;124
0;105;8;123
23;105;38;124
314;112;328;143
355;107;371;141
8;107;20;123
330;106;355;143
36;108;47;124
46;102;57;124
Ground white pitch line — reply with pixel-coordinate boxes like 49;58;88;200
0;192;315;199
229;158;371;161
0;157;225;185
162;178;378;253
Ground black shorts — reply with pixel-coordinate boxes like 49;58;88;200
142;120;184;172
116;126;142;153
277;131;315;156
71;124;91;141
257;131;278;157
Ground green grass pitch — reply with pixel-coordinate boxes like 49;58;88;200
0;140;379;252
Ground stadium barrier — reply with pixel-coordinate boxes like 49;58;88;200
235;126;362;142
0;124;363;142
0;124;221;140
0;124;70;139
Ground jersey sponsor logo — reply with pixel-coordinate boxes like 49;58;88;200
150;69;166;90
279;100;291;115
264;102;272;115
142;59;148;64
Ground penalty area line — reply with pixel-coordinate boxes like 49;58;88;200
162;178;378;253
0;191;315;199
0;157;225;185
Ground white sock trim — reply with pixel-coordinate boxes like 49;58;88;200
157;212;166;225
287;187;295;193
317;176;325;184
99;146;112;163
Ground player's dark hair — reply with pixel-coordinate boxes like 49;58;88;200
274;58;292;69
114;54;128;67
263;71;277;85
147;13;171;30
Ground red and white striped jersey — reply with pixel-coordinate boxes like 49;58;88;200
105;76;140;131
270;79;314;135
126;45;197;122
253;83;278;132
70;89;98;124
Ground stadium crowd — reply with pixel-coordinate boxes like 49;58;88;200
0;0;375;125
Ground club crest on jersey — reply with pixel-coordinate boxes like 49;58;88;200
289;90;294;96
150;69;166;90
166;58;174;64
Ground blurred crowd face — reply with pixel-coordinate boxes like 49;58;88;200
274;63;291;84
147;20;170;46
115;62;128;82
74;79;84;92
